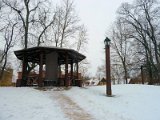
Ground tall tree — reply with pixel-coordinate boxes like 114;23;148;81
116;0;160;84
110;19;133;84
76;25;88;52
50;0;79;47
0;21;17;80
2;0;55;49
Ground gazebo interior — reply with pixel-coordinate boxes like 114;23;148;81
14;46;86;87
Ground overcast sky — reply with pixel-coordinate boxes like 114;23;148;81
73;0;133;76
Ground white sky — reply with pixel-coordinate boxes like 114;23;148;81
74;0;133;76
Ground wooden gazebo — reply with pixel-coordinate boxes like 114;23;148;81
14;46;86;87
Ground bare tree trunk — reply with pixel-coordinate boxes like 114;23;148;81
0;55;7;80
24;0;30;49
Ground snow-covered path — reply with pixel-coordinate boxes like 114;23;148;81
46;89;94;120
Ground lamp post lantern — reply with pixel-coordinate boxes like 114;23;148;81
104;37;112;96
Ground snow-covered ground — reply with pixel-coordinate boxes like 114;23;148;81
64;84;160;120
0;85;160;120
0;87;68;120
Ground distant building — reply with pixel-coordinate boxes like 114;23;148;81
98;77;106;85
84;78;100;86
0;69;13;86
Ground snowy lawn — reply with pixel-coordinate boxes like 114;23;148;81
63;84;160;120
0;87;68;120
0;85;160;120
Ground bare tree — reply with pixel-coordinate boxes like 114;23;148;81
50;0;79;48
60;0;79;47
2;0;54;49
116;0;160;84
110;19;134;84
29;4;56;47
76;25;88;52
51;6;64;47
0;21;17;80
76;25;89;79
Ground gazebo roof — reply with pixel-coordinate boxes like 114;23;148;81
14;46;86;64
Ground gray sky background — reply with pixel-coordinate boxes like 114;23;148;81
74;0;133;76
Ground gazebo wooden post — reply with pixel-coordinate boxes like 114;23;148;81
38;52;43;87
65;53;69;87
76;61;79;79
71;60;73;85
76;61;80;87
58;64;61;86
22;55;28;86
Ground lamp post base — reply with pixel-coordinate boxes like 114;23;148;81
106;91;112;96
106;94;115;97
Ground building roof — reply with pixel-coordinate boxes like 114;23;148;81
14;46;86;64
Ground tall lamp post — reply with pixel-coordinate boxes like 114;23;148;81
104;37;112;96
